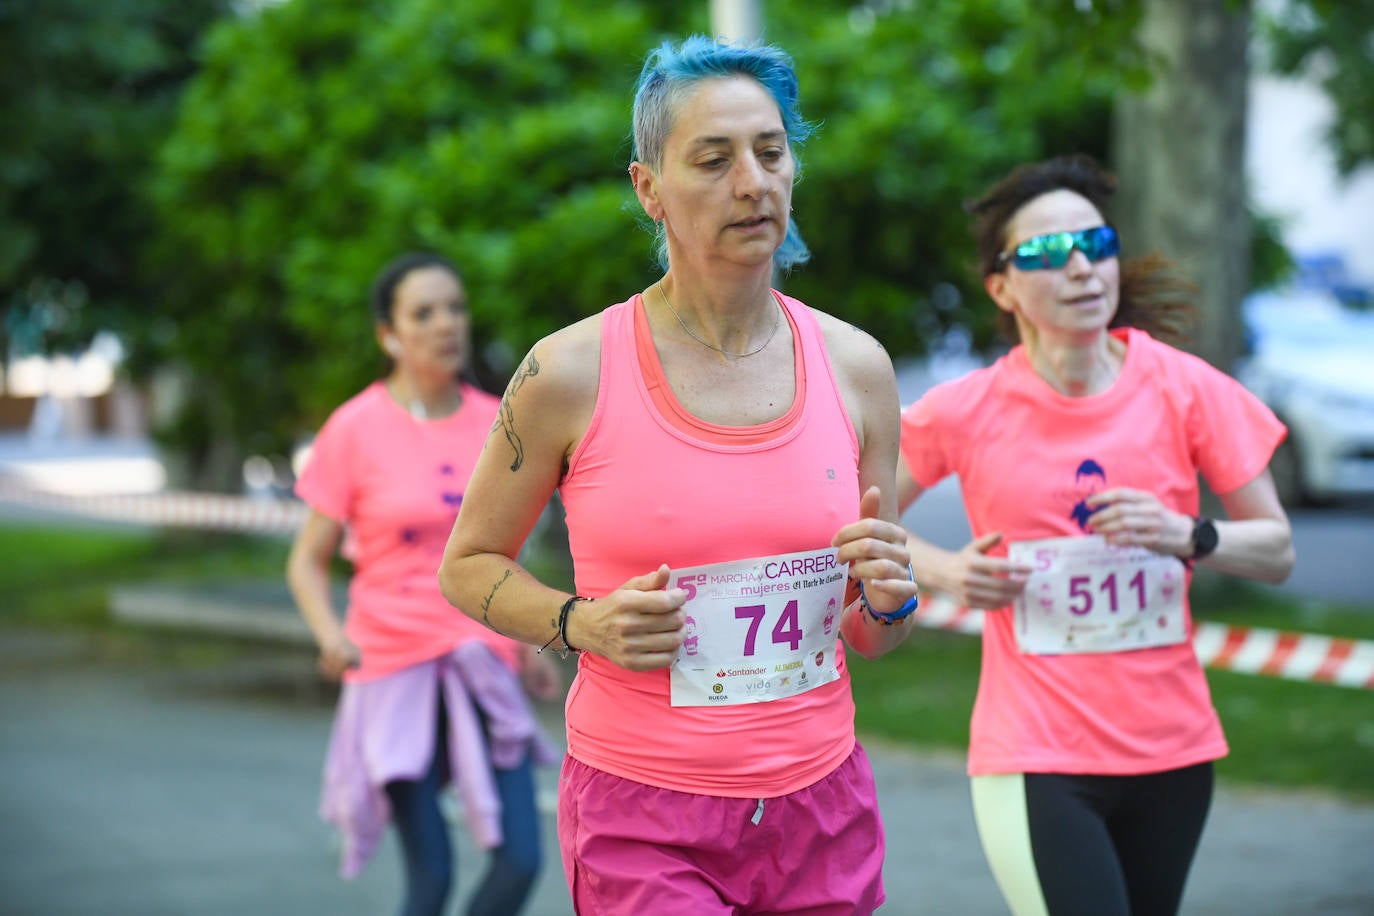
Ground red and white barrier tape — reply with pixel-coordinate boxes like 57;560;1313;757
1191;623;1374;690
0;478;307;535
913;592;1374;691
3;476;1371;690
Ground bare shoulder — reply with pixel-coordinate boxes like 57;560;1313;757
505;313;602;405
811;308;897;391
493;313;603;469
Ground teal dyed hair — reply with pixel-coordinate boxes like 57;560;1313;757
631;35;814;272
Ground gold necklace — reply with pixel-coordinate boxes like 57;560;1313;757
656;283;780;359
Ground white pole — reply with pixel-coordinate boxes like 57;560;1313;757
710;0;762;42
710;0;780;288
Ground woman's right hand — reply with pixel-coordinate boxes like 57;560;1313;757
567;565;687;673
317;631;361;681
939;532;1032;610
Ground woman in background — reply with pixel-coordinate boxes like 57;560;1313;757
287;252;559;916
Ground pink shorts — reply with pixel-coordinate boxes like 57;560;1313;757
558;743;886;915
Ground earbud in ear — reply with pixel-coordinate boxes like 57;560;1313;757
384;335;402;357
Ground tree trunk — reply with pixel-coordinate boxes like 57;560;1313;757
1113;0;1251;373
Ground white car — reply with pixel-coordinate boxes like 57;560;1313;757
1236;288;1374;505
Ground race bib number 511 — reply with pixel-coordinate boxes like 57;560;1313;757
669;547;847;707
1009;535;1189;655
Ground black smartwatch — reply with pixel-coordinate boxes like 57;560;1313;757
1189;516;1219;561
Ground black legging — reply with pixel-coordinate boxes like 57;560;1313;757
383;695;542;916
975;762;1214;916
978;758;1214;916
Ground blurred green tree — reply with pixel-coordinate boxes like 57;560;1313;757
772;0;1147;358
7;0;1365;485
1263;0;1373;176
1113;0;1371;373
148;0;700;485
150;0;1150;485
0;0;229;365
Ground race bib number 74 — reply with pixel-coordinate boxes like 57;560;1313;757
669;547;848;707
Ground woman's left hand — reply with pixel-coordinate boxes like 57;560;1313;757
1086;487;1193;557
832;485;920;615
521;648;564;702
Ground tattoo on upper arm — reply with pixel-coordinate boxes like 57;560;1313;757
481;569;513;632
496;352;541;471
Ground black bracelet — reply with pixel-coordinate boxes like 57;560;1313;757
539;595;587;657
558;595;586;653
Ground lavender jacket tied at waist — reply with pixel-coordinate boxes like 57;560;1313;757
319;641;562;878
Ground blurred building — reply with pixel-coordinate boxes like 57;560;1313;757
1247;73;1374;289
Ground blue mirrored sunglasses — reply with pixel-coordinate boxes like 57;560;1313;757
994;225;1120;272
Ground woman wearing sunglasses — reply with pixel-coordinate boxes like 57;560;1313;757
896;155;1294;916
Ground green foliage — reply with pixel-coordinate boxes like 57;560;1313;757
1261;0;1374;176
148;0;1150;468
150;0;697;461
0;0;229;356
7;0;1362;479
1249;207;1298;291
769;0;1146;354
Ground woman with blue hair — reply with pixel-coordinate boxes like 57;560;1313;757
439;35;919;913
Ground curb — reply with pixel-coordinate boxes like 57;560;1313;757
110;583;316;646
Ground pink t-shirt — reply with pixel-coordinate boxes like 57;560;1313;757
558;293;861;797
901;328;1285;776
295;382;523;681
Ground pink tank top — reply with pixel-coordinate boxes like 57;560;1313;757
559;292;862;797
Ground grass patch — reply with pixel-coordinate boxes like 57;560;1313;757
1207;669;1374;797
0;522;316;671
851;577;1374;801
848;629;978;750
2;525;162;593
1190;570;1374;640
0;523;289;629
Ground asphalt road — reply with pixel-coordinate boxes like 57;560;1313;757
1;630;1371;916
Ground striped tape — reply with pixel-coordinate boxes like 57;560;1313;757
0;477;308;535
3;475;1371;690
914;591;1374;691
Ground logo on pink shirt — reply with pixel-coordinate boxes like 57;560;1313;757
1068;459;1107;531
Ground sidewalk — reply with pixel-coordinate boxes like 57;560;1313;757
9;594;1374;915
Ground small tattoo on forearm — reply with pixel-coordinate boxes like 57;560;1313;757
481;569;513;632
497;353;540;471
